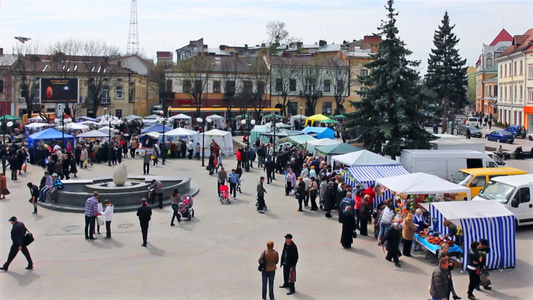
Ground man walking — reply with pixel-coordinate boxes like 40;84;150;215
217;167;228;197
137;198;152;247
1;216;33;271
280;234;298;295
264;158;275;184
430;257;450;300
143;150;151;175
187;139;194;159
229;169;239;199
84;191;99;240
257;176;267;213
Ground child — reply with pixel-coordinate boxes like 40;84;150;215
100;200;114;239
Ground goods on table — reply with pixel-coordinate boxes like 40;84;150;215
418;230;454;246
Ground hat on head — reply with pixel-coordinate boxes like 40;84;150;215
52;173;58;177
284;233;293;239
8;216;17;222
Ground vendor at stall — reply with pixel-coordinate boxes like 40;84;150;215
444;220;461;246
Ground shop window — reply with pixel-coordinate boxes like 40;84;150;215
115;85;123;99
213;81;221;93
275;78;282;92
289;79;296;91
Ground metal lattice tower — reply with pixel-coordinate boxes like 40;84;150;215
127;0;139;54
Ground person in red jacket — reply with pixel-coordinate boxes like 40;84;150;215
364;184;376;205
236;149;243;168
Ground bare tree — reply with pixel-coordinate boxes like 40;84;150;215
270;58;299;116
330;58;350;115
176;55;211;118
297;60;327;116
221;57;240;122
12;42;43;119
249;58;270;119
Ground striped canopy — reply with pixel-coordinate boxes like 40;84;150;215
430;201;516;271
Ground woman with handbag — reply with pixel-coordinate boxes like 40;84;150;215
258;241;279;300
294;177;306;212
0;172;7;199
308;177;319;211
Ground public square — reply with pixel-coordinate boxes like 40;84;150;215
1;139;532;300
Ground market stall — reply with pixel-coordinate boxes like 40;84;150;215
301;126;335;140
306;138;341;153
333;150;409;207
304;114;330;126
76;130;110;139
199;129;234;157
290;114;307;129
429;201;516;271
205;114;225;129
27;128;75;150
165;128;199;157
169;113;192;121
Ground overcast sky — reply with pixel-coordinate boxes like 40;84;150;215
1;0;532;73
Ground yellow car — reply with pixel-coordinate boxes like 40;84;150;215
450;167;527;200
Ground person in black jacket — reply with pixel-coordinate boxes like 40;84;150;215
27;182;39;214
381;222;401;267
264;158;275;183
136;198;152;247
280;234;299;295
1;216;33;271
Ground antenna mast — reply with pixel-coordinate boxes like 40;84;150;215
127;0;139;54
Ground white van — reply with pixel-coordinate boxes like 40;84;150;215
473;174;533;227
400;149;498;180
465;117;479;127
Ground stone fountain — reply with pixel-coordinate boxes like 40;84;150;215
38;164;199;213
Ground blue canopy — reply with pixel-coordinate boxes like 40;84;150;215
27;128;75;149
141;124;173;133
301;126;335;139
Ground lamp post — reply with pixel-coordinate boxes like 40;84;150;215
270;122;283;179
104;107;113;166
1;120;13;175
300;105;303;129
196;117;206;167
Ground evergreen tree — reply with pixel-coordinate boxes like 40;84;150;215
345;0;432;158
425;11;468;134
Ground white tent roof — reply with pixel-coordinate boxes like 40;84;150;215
170;113;192;120
165;128;198;136
76;130;109;138
430;201;513;222
56;123;89;130
25;123;52;129
206;114;224;120
307;138;341;147
123;114;143;120
202;129;231;137
376;172;471;199
332;150;401;166
27;116;47;123
143;114;161;120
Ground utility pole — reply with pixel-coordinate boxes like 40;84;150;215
127;0;140;54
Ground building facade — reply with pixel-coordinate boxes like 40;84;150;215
475;29;513;116
496;28;533;130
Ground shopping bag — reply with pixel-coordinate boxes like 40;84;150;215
83;160;89;168
2;188;10;195
24;232;34;246
289;267;296;283
97;216;105;226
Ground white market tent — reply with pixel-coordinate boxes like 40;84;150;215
199;129;234;157
332;150;402;167
376;172;472;200
170;113;192;120
56;122;89;131
290;114;307;128
25;123;53;130
143;114;161;120
165;127;199;156
123;114;143;120
27;116;47;123
76;130;109;139
206;114;224;120
306;138;341;153
429;201;516;271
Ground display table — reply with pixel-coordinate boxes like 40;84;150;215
414;233;463;255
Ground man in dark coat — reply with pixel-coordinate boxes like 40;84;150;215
430;257;450;300
280;234;299;295
1;216;33;271
137;198;152;247
264;158;275;183
381;222;401;267
340;205;356;248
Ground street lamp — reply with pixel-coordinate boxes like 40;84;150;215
268;122;283;179
1;120;13;175
299;105;303;129
103;107;113;166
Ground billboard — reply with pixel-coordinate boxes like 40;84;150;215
40;78;79;103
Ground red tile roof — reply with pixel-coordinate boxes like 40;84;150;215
489;29;513;46
500;28;533;56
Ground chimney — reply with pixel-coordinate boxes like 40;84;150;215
319;40;327;47
220;45;226;51
117;60;122;67
0;48;3;55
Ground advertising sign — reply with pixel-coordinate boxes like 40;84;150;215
40;78;79;103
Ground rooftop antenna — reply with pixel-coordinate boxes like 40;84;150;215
127;0;140;54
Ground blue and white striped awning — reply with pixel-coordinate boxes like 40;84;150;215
343;165;408;207
430;201;516;271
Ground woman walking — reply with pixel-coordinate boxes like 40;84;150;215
402;213;417;257
170;188;182;226
259;241;279;300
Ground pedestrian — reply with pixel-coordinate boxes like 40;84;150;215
38;171;53;202
84;191;99;240
0;172;8;199
430;257;450;300
143;150;151;175
96;198;103;235
26;182;39;214
170;188;182;226
100;200;114;239
137;198;152;247
0;216;33;271
229;169;239;199
340;205;356;248
257;176;267;213
438;244;462;300
358;195;372;236
295;177;306;212
148;179;164;209
259;241;279;300
264;157;275;184
285;169;296;196
381;222;401;267
279;234;298;295
466;127;471;139
308;177;318;211
217;167;228;196
377;199;395;246
195;142;201;160
478;239;492;291
402;213;417;257
323;181;336;218
187;139;194;159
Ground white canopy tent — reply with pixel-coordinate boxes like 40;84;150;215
27;116;47;123
76;130;110;139
123;114;143;120
25;123;53;130
55;122;90;131
306;138;341;153
199;129;234;157
170;113;192;121
206;114;225;129
331;150;401;167
376;172;471;200
290;114;307;128
165;127;199;156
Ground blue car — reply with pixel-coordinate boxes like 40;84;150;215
485;130;514;143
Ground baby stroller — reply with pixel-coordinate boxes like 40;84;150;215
178;194;195;221
219;184;230;204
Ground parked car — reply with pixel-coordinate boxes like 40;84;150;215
485;130;515;143
504;125;526;139
457;124;482;138
465;117;479;127
527;132;533;141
